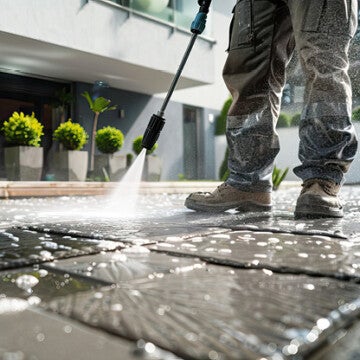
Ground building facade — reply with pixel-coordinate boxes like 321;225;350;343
0;0;233;181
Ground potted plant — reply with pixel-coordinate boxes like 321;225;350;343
133;135;161;181
52;119;89;181
94;126;126;181
81;91;117;175
2;111;44;181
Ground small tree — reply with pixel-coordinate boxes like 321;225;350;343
133;135;157;155
81;91;117;172
53;87;74;123
352;107;360;121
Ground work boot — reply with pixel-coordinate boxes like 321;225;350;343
294;179;343;218
184;183;272;212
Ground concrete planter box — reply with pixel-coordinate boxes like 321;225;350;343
143;155;162;181
53;150;88;181
94;153;127;181
4;146;43;181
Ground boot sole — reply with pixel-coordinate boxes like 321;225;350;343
185;198;272;213
294;204;343;219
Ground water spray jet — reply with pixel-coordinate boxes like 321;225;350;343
141;0;212;150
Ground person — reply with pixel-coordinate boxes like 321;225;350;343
185;0;359;218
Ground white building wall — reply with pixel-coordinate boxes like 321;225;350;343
158;1;234;110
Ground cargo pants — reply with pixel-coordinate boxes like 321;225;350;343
223;0;358;192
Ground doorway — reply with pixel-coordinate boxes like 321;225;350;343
183;105;203;179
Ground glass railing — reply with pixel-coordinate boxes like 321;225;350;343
108;0;212;37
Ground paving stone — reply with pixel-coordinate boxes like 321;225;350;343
24;219;227;245
0;228;124;270
150;230;360;281
43;266;360;360
311;320;360;360
44;250;205;284
0;303;180;360
0;267;98;301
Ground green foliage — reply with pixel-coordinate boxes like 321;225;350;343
133;135;158;155
81;91;117;114
219;147;229;181
53;87;74;109
290;113;301;127
53;119;88;150
2;111;44;147
276;113;291;128
352;107;360;121
95;126;124;154
215;97;232;135
272;165;289;190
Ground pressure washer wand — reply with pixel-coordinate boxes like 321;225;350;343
141;0;212;150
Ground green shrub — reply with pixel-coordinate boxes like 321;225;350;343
276;113;291;128
353;107;360;121
95;126;124;154
53;119;88;150
290;113;301;127
2;111;44;147
215;97;232;135
133;135;158;155
272;165;289;190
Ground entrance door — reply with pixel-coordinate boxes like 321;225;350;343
0;73;71;179
183;105;203;180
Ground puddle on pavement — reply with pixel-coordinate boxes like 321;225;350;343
150;230;360;281
0;228;123;270
44;250;205;284
43;265;360;360
0;267;96;302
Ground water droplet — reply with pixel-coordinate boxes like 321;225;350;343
15;275;39;294
38;269;48;277
111;303;123;312
298;253;309;258
303;283;315;291
316;318;331;330
64;325;72;334
36;333;45;342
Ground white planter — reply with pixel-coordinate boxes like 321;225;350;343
4;146;43;181
94;153;127;181
53;150;88;181
143;155;161;181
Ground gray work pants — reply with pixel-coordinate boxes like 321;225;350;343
223;0;358;192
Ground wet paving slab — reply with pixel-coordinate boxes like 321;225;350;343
0;266;99;301
150;230;360;282
43;250;205;284
0;302;180;360
1;189;360;359
0;227;124;270
43;265;360;360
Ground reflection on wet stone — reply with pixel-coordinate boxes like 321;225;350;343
0;267;96;301
0;228;124;270
44;251;205;284
151;231;360;281
44;266;360;360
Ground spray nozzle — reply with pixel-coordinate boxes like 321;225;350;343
141;114;165;150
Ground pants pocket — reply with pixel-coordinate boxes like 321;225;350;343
227;0;254;51
302;0;354;36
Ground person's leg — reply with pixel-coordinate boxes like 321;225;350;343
185;0;295;212
288;0;358;217
224;0;295;193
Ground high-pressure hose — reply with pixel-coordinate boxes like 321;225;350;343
141;0;212;150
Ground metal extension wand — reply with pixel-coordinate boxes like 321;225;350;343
141;0;212;150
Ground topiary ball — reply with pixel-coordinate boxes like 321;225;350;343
95;126;124;154
353;107;360;121
53;119;88;150
132;135;158;155
2;111;44;147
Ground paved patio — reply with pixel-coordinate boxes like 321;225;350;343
0;183;360;359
